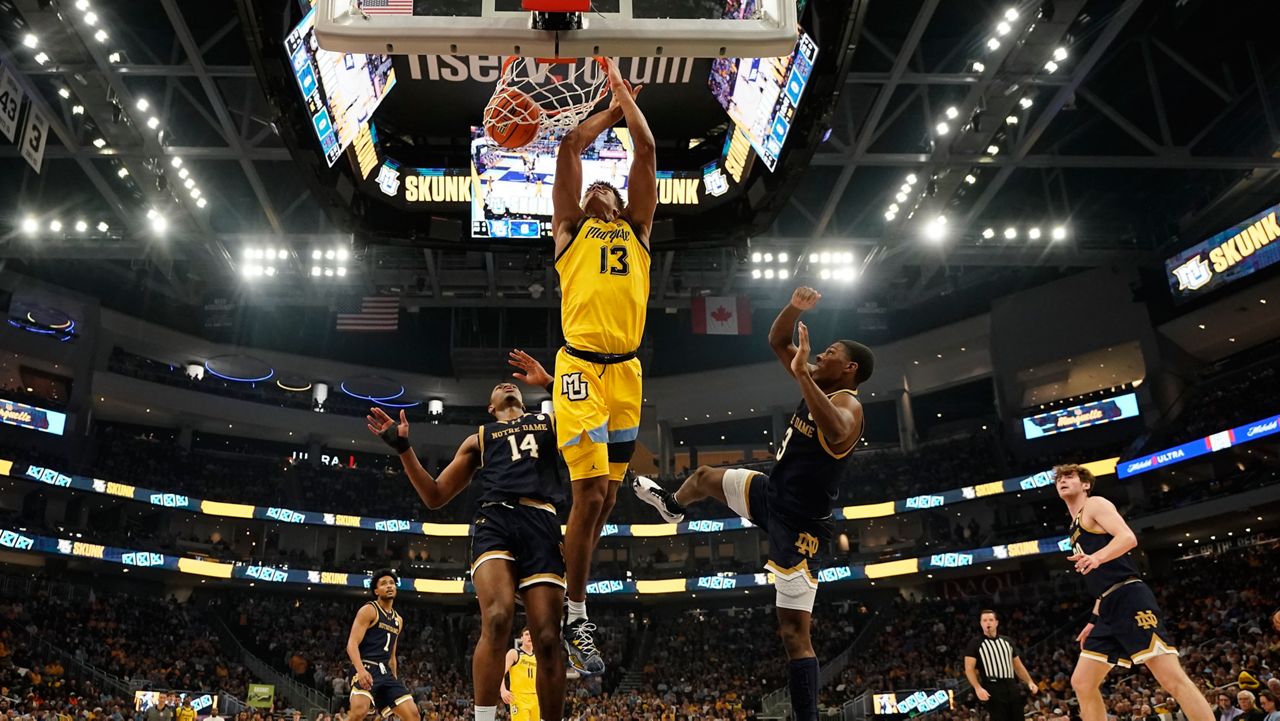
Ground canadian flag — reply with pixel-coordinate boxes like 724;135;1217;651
691;295;753;335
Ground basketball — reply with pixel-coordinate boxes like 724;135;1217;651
484;88;543;148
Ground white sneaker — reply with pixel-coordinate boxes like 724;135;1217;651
631;475;685;523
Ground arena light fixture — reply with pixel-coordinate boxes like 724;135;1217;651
982;227;995;239
996;21;1011;36
900;184;911;194
1003;227;1017;240
190;188;201;199
884;211;896;221
74;220;87;233
93;137;107;148
337;267;347;277
150;214;168;234
311;266;322;277
21;217;38;235
83;11;98;25
945;106;959;120
1019;97;1034;109
923;216;947;243
170;157;182;168
72;105;84;115
22;34;37;49
1005;115;1019;125
986;38;1000;51
1044;60;1059;73
1053;47;1068;61
971;61;985;72
48;220;62;232
964;174;977;185
751;251;762;263
147;117;160;130
107;52;121;63
1051;226;1067;241
196;198;207;209
986;144;1000;156
96;221;109;233
57;87;70;99
94;29;108;44
763;252;773;262
116;167;128;178
906;173;918;185
1028;227;1042;240
777;252;788;263
33;52;49;65
75;0;89;10
819;269;831;280
764;269;775;279
895;191;908;203
935;122;949;135
183;178;195;190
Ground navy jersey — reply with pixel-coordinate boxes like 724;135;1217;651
358;601;402;664
768;389;861;520
1069;509;1141;597
476;413;564;511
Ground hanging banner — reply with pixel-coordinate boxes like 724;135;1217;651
20;104;49;174
0;67;23;143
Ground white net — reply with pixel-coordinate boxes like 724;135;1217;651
483;56;610;145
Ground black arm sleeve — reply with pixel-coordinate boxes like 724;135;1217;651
963;637;982;660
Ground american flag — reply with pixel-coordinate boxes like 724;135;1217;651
359;0;415;15
335;295;400;332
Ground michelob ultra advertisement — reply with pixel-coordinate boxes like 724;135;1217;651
1166;200;1280;302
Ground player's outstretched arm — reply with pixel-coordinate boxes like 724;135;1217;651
368;408;481;509
790;320;864;455
346;604;377;689
770;286;820;371
605;61;656;240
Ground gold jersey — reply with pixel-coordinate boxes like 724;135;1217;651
509;650;538;696
555;217;650;354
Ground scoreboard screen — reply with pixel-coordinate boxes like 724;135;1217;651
709;10;818;172
284;7;397;166
470;126;634;239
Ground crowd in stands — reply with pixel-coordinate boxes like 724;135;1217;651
1146;350;1280;450
829;544;1280;721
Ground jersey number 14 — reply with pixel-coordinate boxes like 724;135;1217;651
507;434;540;462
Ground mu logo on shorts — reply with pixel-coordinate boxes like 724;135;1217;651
794;532;819;559
1134;610;1159;630
561;372;589;401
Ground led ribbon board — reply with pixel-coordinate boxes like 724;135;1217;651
0;399;66;435
1022;392;1140;440
1166;200;1280;302
1117;412;1280;478
0;527;1069;597
1;457;1118;537
871;690;956;717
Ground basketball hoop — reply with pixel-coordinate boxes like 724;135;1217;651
482;56;610;147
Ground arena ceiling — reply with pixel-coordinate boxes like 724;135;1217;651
0;0;1278;323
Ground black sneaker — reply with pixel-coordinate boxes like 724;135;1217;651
631;475;686;523
563;617;605;676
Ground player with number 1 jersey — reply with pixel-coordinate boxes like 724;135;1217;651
367;381;568;721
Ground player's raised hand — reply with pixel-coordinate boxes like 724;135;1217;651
367;408;410;454
608;80;642;112
789;286;821;311
791;321;813;378
509;349;553;388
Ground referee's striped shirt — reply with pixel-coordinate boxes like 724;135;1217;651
963;635;1019;682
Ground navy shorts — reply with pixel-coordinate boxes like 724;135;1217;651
724;470;831;589
351;663;412;716
1081;581;1178;667
470;501;566;591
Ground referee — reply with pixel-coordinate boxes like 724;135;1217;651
963;609;1039;721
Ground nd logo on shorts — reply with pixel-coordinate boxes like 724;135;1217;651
561;372;589;401
1134;610;1158;630
794;532;819;558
